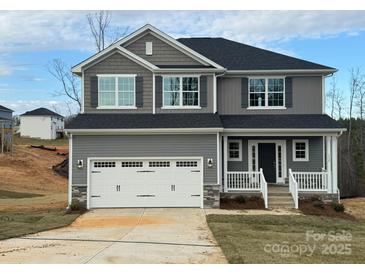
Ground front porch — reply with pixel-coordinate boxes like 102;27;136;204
219;134;340;209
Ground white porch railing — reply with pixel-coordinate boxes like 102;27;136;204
260;168;268;209
288;169;299;209
226;168;268;208
292;171;328;191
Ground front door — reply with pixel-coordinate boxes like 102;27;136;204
258;143;276;183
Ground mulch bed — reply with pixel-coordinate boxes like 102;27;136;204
220;197;266;210
299;199;357;221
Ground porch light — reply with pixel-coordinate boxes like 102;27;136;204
77;160;83;169
207;158;214;168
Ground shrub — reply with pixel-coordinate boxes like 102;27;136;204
332;202;345;212
234;195;246;204
313;200;325;209
70;200;80;211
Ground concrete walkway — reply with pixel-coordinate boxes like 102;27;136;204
0;208;227;264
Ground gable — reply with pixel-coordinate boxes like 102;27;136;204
124;31;203;67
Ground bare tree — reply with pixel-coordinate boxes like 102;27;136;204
335;89;345;119
348;68;363;152
87;11;111;52
48;59;81;112
327;75;338;118
87;11;129;52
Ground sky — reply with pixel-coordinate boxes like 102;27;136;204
0;10;365;116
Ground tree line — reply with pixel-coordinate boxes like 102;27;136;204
328;69;365;197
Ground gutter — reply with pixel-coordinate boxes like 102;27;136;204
64;127;224;134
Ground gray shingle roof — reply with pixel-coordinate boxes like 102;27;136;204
66;113;343;130
177;38;335;71
66;113;223;129
21;108;63;118
0;105;13;112
220;114;343;129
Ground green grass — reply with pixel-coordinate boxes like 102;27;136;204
207;214;365;263
0;210;80;240
13;134;68;146
0;189;44;199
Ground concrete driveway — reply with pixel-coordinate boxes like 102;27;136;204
0;208;227;263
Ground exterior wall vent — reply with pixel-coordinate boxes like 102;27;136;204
145;41;153;55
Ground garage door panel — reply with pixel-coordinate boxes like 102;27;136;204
90;158;202;208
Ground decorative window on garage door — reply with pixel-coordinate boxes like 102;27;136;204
176;161;198;167
121;161;143;167
149;161;170;167
93;161;116;168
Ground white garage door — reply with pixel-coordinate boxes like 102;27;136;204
89;158;202;208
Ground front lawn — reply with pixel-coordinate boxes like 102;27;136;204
0;210;80;240
207;214;365;263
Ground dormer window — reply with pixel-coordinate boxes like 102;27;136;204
248;77;285;108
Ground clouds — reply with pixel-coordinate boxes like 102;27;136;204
0;10;365;54
0;99;78;115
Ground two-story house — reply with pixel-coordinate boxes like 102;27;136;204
0;105;13;129
66;24;345;209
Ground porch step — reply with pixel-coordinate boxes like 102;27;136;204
268;196;293;204
267;185;295;209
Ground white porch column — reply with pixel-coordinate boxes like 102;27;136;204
331;136;338;194
326;136;333;194
217;133;222;187
223;135;228;192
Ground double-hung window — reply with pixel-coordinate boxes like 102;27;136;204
98;75;136;108
293;139;309;161
163;76;199;107
228;140;242;161
249;77;285;108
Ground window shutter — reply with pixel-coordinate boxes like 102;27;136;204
200;76;208;107
135;76;143;107
241;77;248;108
90;76;98;108
285;77;293;108
155;76;163;108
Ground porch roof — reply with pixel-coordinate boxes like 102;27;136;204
65;113;223;131
220;114;344;130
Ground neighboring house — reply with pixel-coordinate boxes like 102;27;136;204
20;108;64;140
65;24;345;210
0;105;13;129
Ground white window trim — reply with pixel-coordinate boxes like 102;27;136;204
248;76;286;109
228;139;242;161
97;74;137;109
162;75;200;108
293;139;309;162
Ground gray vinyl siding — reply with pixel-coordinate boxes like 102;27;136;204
156;75;214;113
227;136;323;174
218;76;323;115
125;31;202;66
83;52;153;113
72;134;217;186
0;110;12;128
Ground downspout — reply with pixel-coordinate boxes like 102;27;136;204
214;71;226;114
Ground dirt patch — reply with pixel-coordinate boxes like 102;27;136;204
299;199;356;221
0;145;68;212
220;197;265;210
342;197;365;219
71;216;171;228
